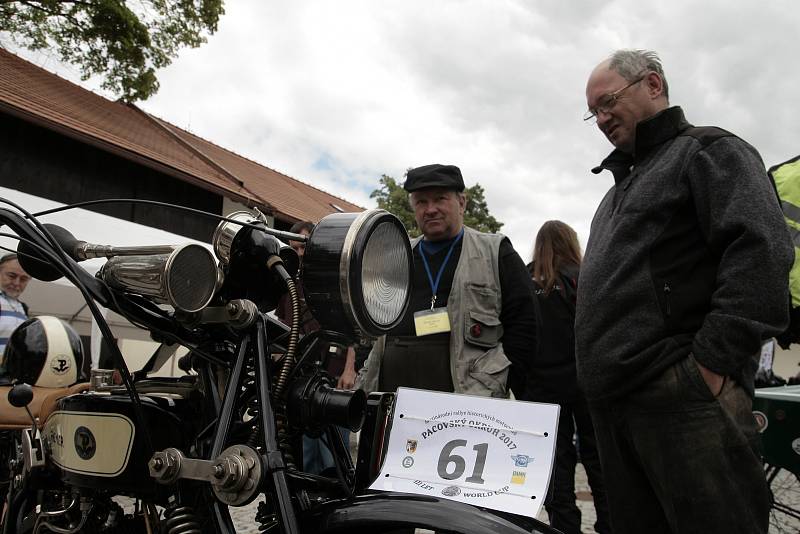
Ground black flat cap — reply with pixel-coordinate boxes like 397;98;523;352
403;164;465;192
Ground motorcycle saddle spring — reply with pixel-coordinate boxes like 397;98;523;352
163;505;201;534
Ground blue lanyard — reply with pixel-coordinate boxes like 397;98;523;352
419;229;463;309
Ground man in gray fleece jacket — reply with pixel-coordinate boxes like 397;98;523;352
576;49;793;534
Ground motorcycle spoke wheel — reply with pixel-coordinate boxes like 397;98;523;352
767;465;800;533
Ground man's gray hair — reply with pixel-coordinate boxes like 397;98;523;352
609;49;669;100
0;253;17;267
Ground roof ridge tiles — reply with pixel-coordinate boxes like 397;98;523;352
130;105;242;187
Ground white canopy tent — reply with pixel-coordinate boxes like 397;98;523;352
0;186;210;374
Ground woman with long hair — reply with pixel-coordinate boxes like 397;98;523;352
528;221;610;534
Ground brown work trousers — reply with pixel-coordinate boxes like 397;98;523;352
588;354;770;534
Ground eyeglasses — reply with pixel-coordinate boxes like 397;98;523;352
583;75;645;123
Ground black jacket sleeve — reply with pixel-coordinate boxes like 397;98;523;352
687;136;794;376
498;239;538;397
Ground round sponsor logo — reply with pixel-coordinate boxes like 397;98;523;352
402;456;414;468
50;356;71;375
74;426;96;460
752;411;768;433
511;453;533;467
441;485;461;497
792;438;800;456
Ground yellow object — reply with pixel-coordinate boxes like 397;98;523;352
413;308;451;336
511;470;527;485
770;155;800;307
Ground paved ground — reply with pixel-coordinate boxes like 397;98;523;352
126;438;799;533
568;463;600;533
228;499;262;533
123;460;798;533
226;463;600;533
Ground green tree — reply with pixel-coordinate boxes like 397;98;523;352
370;174;503;238
0;0;225;102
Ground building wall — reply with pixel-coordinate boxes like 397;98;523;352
0;113;222;242
775;345;800;381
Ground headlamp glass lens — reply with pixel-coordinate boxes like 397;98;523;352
360;221;410;326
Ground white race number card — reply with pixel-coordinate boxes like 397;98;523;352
369;387;560;518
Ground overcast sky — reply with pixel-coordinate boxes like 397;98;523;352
7;0;800;259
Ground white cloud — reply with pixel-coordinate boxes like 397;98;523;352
7;0;800;254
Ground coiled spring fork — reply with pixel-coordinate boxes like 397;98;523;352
242;358;296;469
273;405;296;469
271;275;299;400
243;359;263;450
266;270;301;469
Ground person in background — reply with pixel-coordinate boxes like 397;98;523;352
526;221;610;534
357;164;536;534
0;254;31;379
357;163;536;399
277;221;356;474
577;49;792;533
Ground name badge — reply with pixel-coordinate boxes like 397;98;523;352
414;308;451;336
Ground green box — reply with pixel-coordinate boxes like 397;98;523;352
754;385;800;474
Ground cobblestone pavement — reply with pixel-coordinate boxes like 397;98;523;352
229;499;262;533
229;462;799;533
127;461;797;533
570;463;600;533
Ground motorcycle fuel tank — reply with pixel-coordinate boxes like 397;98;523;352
42;391;194;497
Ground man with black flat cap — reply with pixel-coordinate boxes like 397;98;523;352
357;164;536;398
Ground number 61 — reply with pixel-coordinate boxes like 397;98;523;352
437;440;489;484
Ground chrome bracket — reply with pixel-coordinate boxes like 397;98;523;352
148;445;263;506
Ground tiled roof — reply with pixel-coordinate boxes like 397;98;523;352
157;119;363;221
0;48;363;222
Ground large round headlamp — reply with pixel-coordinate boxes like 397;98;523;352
303;209;412;339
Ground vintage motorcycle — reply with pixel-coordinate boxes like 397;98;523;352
0;197;559;534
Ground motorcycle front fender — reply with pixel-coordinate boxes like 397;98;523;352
301;491;561;534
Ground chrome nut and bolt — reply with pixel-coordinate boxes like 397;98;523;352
148;449;180;483
150;457;164;471
213;464;225;479
216;456;245;490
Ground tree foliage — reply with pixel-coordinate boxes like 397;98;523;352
0;0;225;102
370;174;503;238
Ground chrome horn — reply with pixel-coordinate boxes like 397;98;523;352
98;244;221;313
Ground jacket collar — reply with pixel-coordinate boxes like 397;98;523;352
0;290;21;304
591;106;692;183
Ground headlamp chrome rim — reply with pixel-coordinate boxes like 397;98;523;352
303;209;412;340
341;210;412;336
338;210;377;336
